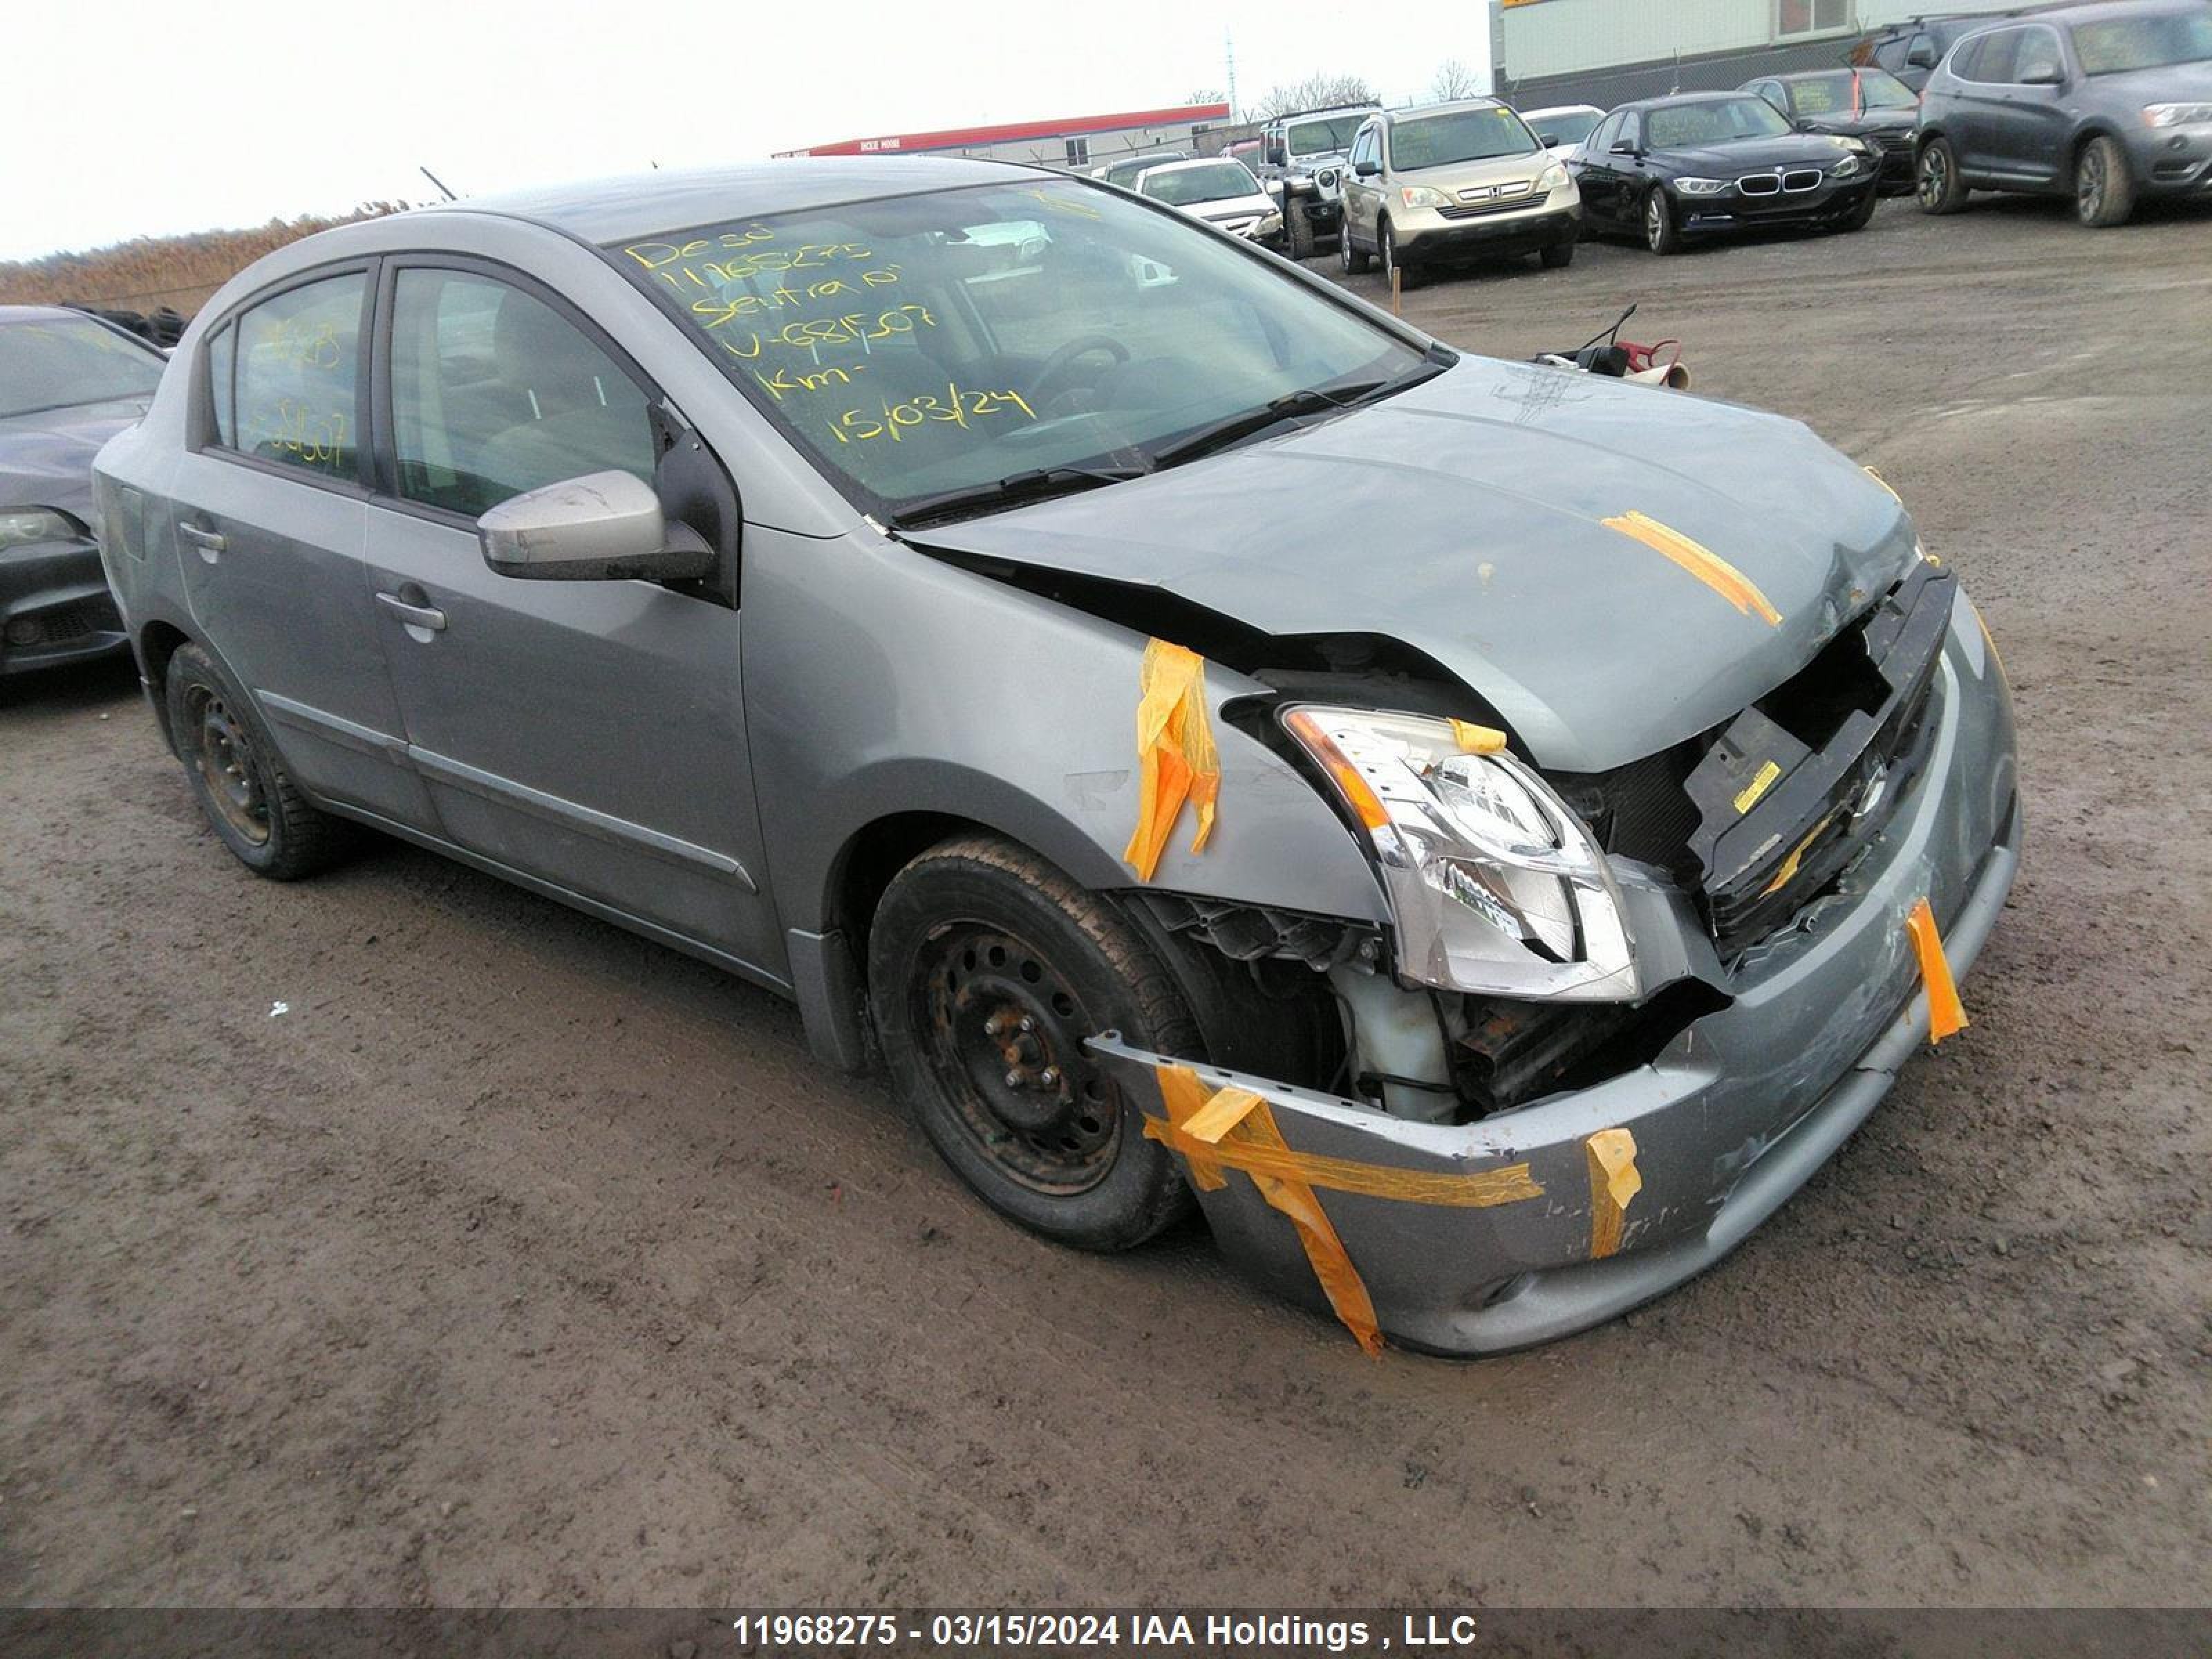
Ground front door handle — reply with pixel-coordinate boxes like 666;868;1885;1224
178;523;225;562
376;590;448;634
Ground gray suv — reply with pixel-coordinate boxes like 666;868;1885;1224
1917;0;2212;225
92;158;2020;1356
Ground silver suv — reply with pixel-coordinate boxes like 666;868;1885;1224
92;158;2018;1356
1339;100;1582;285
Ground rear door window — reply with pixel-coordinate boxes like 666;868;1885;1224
226;272;367;480
386;268;657;518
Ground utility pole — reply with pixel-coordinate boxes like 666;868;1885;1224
1225;31;1239;122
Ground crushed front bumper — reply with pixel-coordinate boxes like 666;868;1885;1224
1090;595;2020;1354
0;537;128;676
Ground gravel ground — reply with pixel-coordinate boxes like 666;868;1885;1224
3;193;2208;1612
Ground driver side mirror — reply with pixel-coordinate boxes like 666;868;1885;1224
1610;140;1638;156
1537;131;1559;147
2020;64;2065;86
478;470;715;583
1906;44;1938;68
1353;157;1380;178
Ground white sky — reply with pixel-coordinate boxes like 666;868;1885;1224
4;0;1494;263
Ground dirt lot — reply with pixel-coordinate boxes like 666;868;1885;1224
3;193;2209;1614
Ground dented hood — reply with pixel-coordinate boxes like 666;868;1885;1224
913;357;1919;773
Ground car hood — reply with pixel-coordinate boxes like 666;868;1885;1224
911;357;1918;774
1657;133;1863;174
2093;59;2212;101
0;397;151;521
1187;193;1280;221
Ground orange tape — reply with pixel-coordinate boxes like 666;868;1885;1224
1603;510;1783;627
1905;897;1969;1043
1123;639;1221;882
1584;1127;1642;1259
1142;1062;1544;1355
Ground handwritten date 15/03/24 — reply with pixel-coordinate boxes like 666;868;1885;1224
830;384;1036;445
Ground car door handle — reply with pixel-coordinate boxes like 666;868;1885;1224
376;590;447;632
178;523;225;561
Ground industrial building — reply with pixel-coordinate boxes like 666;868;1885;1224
774;103;1232;171
1492;0;2027;110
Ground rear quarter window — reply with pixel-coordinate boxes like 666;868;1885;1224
225;272;366;479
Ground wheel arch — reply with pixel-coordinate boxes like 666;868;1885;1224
136;615;198;756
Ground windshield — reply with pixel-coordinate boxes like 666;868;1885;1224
2074;12;2212;73
612;178;1424;518
0;315;165;419
1285;115;1368;155
1645;96;1793;148
1786;70;1918;114
1530;109;1602;147
1389;106;1539;171
1141;162;1264;205
1105;153;1180;186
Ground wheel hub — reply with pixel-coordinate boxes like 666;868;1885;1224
191;689;270;846
919;926;1120;1193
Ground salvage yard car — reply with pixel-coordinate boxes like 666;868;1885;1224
1255;104;1377;257
1134;157;1286;246
92;158;2021;1355
1574;92;1883;252
1;305;166;676
1741;67;1927;193
1340;99;1583;283
1914;0;2212;226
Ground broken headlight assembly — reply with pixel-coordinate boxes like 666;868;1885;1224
1284;707;1639;1002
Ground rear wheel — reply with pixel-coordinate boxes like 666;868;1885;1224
867;834;1199;1251
2075;134;2136;227
165;642;355;879
1644;188;1683;254
1340;222;1371;274
1917;136;1969;214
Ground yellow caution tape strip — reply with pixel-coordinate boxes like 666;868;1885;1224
1142;1062;1545;1356
1905;897;1969;1044
1123;639;1221;883
1584;1127;1642;1260
1602;510;1783;628
1451;719;1508;755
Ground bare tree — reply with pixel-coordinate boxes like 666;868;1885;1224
1429;58;1479;102
1252;73;1379;122
1184;87;1227;106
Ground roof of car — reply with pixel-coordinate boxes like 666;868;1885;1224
1273;104;1379;121
1378;96;1512;122
424;156;1047;244
1518;103;1604;117
1616;89;1776;113
1134;157;1249;177
0;304;90;326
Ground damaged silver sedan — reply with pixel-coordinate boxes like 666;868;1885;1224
92;158;2020;1354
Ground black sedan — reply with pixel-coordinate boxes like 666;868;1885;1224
1741;67;1924;193
1572;93;1882;253
0;306;163;676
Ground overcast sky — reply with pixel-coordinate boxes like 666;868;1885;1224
5;0;1494;263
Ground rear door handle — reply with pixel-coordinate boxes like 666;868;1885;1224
178;523;225;561
376;590;448;633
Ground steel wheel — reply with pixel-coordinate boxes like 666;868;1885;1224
185;684;270;847
914;921;1121;1197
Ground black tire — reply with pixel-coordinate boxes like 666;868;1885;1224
164;641;355;879
1284;198;1317;261
1378;218;1424;290
2075;133;2136;228
867;834;1200;1251
1643;187;1683;254
1842;185;1880;231
1340;222;1371;274
1917;136;1969;215
1539;239;1576;269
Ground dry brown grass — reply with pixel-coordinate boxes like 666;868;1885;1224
0;202;411;319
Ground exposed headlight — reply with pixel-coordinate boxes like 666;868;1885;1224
1538;161;1569;191
1399;185;1452;209
0;507;78;550
1284;706;1639;1001
2144;102;2212;128
1256;210;1284;235
1830;153;1866;178
1675;176;1730;196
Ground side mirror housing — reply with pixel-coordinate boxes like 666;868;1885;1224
1537;131;1559;147
478;470;715;583
1353;157;1380;178
2020;64;2065;86
1906;44;1938;68
1609;139;1638;156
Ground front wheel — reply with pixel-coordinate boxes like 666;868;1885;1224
1378;218;1423;289
1539;239;1576;269
1842;186;1880;231
867;834;1200;1251
1644;189;1683;254
1918;137;1969;214
2075;134;2136;227
1284;198;1317;260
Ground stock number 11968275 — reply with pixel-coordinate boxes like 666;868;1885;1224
828;382;1036;445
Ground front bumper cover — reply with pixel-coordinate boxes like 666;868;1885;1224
1398;203;1582;263
0;537;128;675
1089;597;2020;1354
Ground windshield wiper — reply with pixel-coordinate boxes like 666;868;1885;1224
1146;349;1452;472
887;462;1151;531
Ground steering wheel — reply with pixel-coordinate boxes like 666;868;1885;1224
1029;333;1130;406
